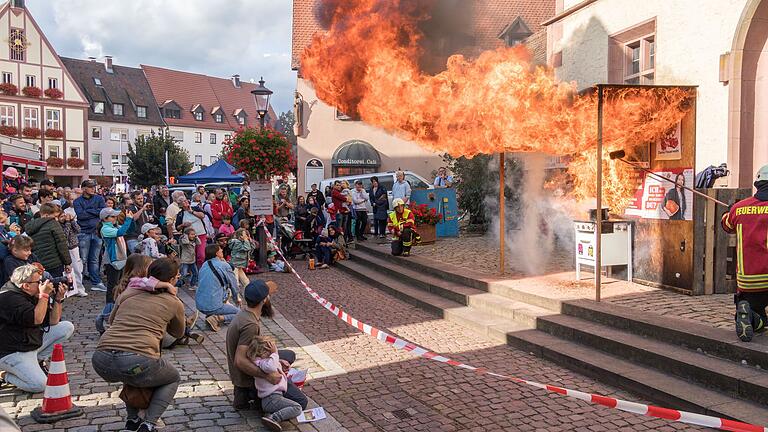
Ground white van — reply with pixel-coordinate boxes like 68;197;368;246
318;171;433;212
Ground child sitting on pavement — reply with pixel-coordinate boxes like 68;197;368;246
218;214;235;237
0;235;38;285
266;251;290;273
179;227;201;289
247;335;303;432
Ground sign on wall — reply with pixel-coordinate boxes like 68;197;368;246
624;168;694;220
305;158;324;192
655;122;682;161
249;181;273;216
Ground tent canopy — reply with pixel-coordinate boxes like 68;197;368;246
177;159;244;184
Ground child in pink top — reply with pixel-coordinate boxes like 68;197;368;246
247;335;302;431
218;215;235;237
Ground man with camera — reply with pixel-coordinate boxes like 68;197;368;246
0;264;74;393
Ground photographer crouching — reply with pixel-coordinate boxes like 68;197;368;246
0;264;74;393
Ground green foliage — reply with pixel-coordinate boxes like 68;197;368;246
223;126;295;181
127;130;193;187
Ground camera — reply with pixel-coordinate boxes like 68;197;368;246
43;273;73;291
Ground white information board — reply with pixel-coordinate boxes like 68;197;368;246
249;181;273;216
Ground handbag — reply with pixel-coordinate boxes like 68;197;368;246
119;385;153;409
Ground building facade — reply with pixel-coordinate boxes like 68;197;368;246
291;0;555;193
0;0;89;186
141;65;272;173
545;0;768;187
61;56;165;184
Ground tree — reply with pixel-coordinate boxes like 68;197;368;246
127;130;194;188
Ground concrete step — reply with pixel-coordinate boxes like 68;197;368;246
353;244;563;312
536;314;768;406
505;329;768;427
349;250;551;328
562;299;768;369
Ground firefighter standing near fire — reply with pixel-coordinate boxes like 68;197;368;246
388;198;418;256
721;164;768;342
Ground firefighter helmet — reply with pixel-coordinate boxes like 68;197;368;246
392;198;405;208
757;164;768;182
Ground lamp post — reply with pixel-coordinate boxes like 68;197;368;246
251;77;273;129
100;165;105;177
250;77;274;266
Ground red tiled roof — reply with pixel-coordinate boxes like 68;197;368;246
141;64;274;130
291;0;555;70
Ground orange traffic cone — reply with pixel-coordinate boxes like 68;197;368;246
31;344;83;423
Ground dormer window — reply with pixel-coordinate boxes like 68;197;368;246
498;17;532;47
164;108;181;119
194;111;203;121
191;104;205;121
212;106;225;123
233;108;248;126
215;113;223;123
238;116;246;126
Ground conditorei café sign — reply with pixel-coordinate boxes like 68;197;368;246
335;157;379;166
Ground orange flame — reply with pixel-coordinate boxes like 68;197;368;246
301;1;693;212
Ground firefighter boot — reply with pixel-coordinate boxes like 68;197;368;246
735;300;754;342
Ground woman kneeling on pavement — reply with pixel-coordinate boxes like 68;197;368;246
92;258;185;432
196;244;241;331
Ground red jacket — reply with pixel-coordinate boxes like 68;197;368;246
210;198;233;229
721;196;768;292
331;189;348;214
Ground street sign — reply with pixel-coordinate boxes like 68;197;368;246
249;181;273;216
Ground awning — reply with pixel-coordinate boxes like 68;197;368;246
332;140;381;167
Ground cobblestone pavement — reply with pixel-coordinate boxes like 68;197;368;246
256;266;704;432
2;286;344;432
410;234;735;330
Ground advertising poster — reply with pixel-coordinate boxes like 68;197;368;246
249;181;273;216
624;168;694;220
655;122;682;161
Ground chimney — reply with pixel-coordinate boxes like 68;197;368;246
11;0;25;9
104;55;113;73
232;74;241;88
88;56;96;62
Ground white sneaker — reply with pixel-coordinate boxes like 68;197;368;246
75;292;88;297
91;283;107;292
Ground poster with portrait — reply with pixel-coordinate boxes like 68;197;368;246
655;122;682;161
624;168;694;220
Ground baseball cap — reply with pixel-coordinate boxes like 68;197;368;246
81;179;96;188
40;179;55;187
50;199;62;207
99;208;121;220
141;223;159;234
244;280;270;304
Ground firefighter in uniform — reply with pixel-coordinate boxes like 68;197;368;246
388;198;418;256
721;164;768;342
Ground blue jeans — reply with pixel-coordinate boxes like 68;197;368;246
0;321;75;393
201;303;239;324
78;233;103;284
180;263;198;286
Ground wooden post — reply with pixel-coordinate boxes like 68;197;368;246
595;85;603;302
499;152;505;275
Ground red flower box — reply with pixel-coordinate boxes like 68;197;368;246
0;83;18;96
223;126;294;180
44;88;63;99
45;128;64;139
0;125;18;136
66;157;85;168
22;86;42;98
46;156;64;168
22;127;41;138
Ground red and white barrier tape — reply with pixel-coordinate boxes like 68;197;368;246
262;225;767;432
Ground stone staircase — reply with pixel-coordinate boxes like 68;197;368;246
336;242;768;426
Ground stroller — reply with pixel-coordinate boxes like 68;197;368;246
278;218;315;260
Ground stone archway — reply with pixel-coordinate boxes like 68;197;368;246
729;0;768;187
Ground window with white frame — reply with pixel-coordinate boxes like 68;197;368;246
45;109;60;130
194;111;203;121
93;77;102;86
237;116;246;125
23;107;38;128
624;35;655;84
48;147;59;158
113;103;124;116
224;134;231;141
121;154;128;164
91;152;102;165
2;72;11;84
48;78;58;89
195;132;202;143
93;102;105;114
25;75;35;88
214;113;223;123
110;128;128;141
209;133;216;144
169;130;183;142
137;129;151;138
194;154;202;165
111;154;119;165
70;147;80;158
91;127;101;139
0;105;15;126
137;106;147;118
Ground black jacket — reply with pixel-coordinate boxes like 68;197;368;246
24;217;71;270
0;252;39;287
0;282;50;358
153;194;172;218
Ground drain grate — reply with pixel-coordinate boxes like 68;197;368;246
391;409;412;420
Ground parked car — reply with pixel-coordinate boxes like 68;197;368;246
167;182;242;199
319;170;433;212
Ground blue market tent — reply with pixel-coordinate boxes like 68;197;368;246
177;159;244;184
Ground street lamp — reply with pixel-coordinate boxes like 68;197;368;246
251;77;273;128
100;165;105;177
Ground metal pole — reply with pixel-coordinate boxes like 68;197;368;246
258;113;268;267
595;85;604;302
499;152;505;275
164;150;170;185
